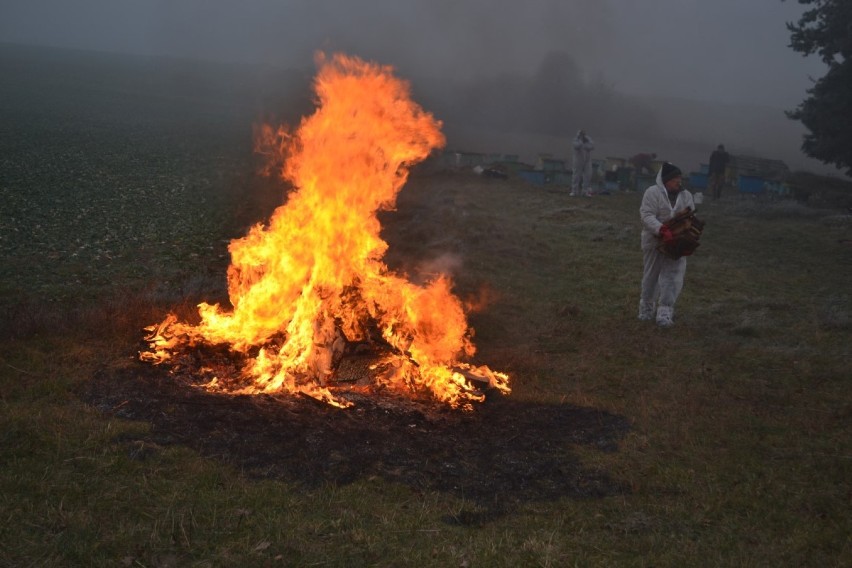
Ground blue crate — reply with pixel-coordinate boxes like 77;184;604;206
738;175;766;194
689;172;708;189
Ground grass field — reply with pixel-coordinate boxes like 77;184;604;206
1;44;851;567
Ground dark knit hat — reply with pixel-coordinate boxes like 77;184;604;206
661;162;682;183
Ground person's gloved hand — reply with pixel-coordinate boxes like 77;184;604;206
659;225;675;244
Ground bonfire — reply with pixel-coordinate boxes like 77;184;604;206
140;53;509;409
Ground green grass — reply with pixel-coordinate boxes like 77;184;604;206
1;45;851;566
4;183;849;567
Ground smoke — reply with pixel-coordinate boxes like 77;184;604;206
414;253;464;283
0;0;821;107
0;0;833;173
0;1;613;82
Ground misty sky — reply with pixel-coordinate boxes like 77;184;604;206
0;0;826;110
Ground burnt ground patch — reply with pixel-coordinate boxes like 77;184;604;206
82;362;630;522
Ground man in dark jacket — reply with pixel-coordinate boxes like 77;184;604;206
708;144;729;200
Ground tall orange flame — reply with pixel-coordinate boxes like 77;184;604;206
142;53;509;408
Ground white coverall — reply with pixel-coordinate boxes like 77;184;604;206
571;130;594;196
639;168;695;326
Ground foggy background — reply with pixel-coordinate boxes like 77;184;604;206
0;0;834;175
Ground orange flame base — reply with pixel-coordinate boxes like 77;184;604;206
140;53;510;409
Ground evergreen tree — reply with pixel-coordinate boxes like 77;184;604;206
786;0;852;175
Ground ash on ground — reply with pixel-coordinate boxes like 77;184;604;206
82;359;630;522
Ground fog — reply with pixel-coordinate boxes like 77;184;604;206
0;0;834;174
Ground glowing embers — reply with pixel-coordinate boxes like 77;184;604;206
141;53;509;409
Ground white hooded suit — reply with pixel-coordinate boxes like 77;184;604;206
639;166;695;326
571;130;594;196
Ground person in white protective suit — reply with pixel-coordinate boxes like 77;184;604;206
571;129;594;196
638;162;695;327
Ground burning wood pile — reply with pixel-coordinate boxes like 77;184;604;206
140;53;510;409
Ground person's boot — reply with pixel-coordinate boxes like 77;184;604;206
638;300;655;321
656;305;674;327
